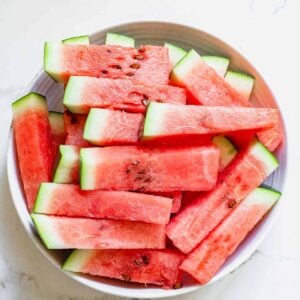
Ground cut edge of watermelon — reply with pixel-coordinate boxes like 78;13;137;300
170;49;202;83
44;42;63;82
49;111;64;135
105;32;135;47
63;76;89;113
246;187;281;206
202;56;230;77
224;71;254;100
63;249;94;272
83;108;111;145
31;213;63;249
250;139;279;176
53;145;80;183
62;35;90;45
12;92;47;118
80;148;96;190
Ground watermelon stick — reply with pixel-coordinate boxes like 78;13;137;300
180;187;281;284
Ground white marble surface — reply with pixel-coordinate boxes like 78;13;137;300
0;0;299;299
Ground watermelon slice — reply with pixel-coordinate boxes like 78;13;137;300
31;213;166;249
180;187;281;284
12;93;54;211
64;76;186;114
105;32;135;47
224;71;254;101
202;56;230;77
143;102;279;139
80;145;220;192
62;35;90;45
84;108;143;146
63;249;185;289
49;111;65;161
44;43;170;84
171;49;248;106
53;145;80;184
167;139;279;254
63;112;90;147
212;136;237;171
34;183;172;224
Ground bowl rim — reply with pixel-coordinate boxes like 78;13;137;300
6;20;288;299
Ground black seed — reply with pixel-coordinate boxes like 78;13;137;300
110;64;122;69
228;199;237;208
174;282;182;289
126;72;134;77
107;49;111;53
102;70;108;74
141;255;150;265
138;48;146;53
70;115;77;124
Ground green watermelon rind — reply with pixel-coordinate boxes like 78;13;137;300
48;111;64;135
62;35;90;45
44;42;63;82
80;148;94;190
105;32;135;47
202;56;230;77
212;136;237;170
83;108;111;145
31;213;63;249
63;76;89;113
249;139;279;176
143;102;166;139
164;42;187;68
33;183;55;213
224;71;255;100
12;92;47;118
62;249;94;272
53;145;80;183
245;187;281;206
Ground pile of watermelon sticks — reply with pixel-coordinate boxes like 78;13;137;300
12;33;282;289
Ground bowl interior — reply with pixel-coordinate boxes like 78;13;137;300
7;21;287;299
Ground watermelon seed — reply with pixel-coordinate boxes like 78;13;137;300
106;49;112;53
130;63;140;69
70;116;77;124
110;64;122;70
133;255;150;267
121;274;131;282
174;282;182;289
228;199;237;208
142;255;150;265
101;70;108;74
126;72;134;77
133;54;144;60
138;48;146;53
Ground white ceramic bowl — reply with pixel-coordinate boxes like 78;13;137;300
7;21;287;299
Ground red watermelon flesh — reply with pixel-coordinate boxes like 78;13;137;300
180;187;280;284
143;103;279;139
152;192;182;214
84;108;144;146
63;249;185;289
12;93;54;211
80;145;220;192
63;112;90;147
167;139;279;254
64;76;186;114
44;43;170;84
34;183;172;225
31;213;166;249
171;50;283;151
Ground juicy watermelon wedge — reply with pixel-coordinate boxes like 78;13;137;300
44;43;170;84
53;145;80;184
105;32;135;47
167;139;279;254
170;49;249;106
63;112;90;147
63;76;186;114
34;183;172;224
80;145;220;192
180;187;281;284
63;249;185;289
143;102;279;139
84;108;144;146
31;213;166;249
12;93;54;211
